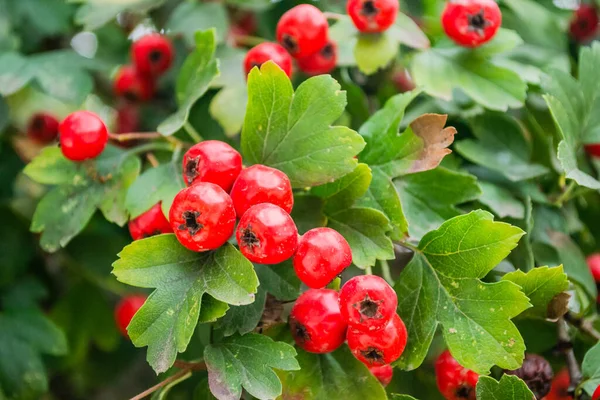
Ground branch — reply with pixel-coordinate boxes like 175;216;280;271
323;11;344;20
129;361;206;400
557;318;582;396
173;360;207;371
564;311;600;341
109;132;163;142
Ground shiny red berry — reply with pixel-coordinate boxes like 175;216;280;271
339;275;397;331
131;33;174;77
544;370;572;400
293;228;352;288
289;289;347;353
276;4;329;58
27;112;59;144
435;350;479;400
182;140;242;192
592;385;600;400
115;295;146;337
169;183;236;252
347;314;407;366
347;0;399;33
296;40;337;76
570;4;599;42
59;111;108;162
236;203;298;264
128;203;172;241
586;144;600;158
244;42;293;78
113;65;155;101
368;364;393;386
230;165;294;217
441;0;501;48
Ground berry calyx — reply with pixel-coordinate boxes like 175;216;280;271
27;112;59;144
276;4;329;58
230;165;294;217
544;369;572;400
113;65;155;101
182;141;242;192
570;4;599;43
115;295;147;337
505;353;553;399
441;0;502;48
59;111;108;162
131;33;174;77
347;314;407;366
339;274;397;331
236;203;298;264
128;203;172;241
169;183;236;252
296;40;337;76
289;289;347;353
346;0;399;33
585;144;600;158
435;350;479;400
368;364;393;386
244;42;293;78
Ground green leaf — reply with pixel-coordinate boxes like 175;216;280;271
10;0;72;36
209;85;248;137
112;236;258;373
73;0;165;31
0;52;33;96
395;167;481;240
395;210;529;373
279;346;387;400
166;2;229;46
216;287;266;336
125;162;185;219
354;34;397;75
475;375;535;400
502;266;569;319
254;262;301;301
290;194;327;235
241;61;364;188
312;163;372;213
158;29;220;136
23;146;78;185
581;342;600;396
478;181;525;219
204;333;299;400
388;12;430;50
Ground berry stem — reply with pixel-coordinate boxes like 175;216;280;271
183;122;203;143
323;11;344;20
365;265;373;275
379;259;394;285
553;180;577;206
122;142;175;159
146;152;159;167
129;366;195;400
557;318;582;396
108;132;163;142
231;34;266;46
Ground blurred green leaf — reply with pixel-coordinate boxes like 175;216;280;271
166;2;229;46
73;0;165;31
581;342;600;396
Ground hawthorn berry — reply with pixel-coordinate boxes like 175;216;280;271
27;112;59;144
570;4;599;43
347;0;399;33
368;364;393;386
230;165;294;216
236;203;298;264
392;68;416;93
587;253;600;282
585;144;600;158
544;369;572;400
505;353;553;399
113;65;155;101
59;111;108;162
592;385;600;400
339;275;397;331
169;183;236;252
244;42;293;78
131;33;174;77
276;4;329;58
115;103;139;134
347;314;407;366
182;140;242;191
435;350;479;400
128;203;172;241
115;295;146;337
296;40;337;76
441;0;502;48
229;12;257;47
289;289;347;353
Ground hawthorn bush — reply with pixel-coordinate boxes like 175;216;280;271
2;0;600;399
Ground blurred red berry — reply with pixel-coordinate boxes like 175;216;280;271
570;4;599;42
131;33;174;77
244;42;293;78
113;65;155;101
296;40;337;76
115;295;147;337
276;4;329;58
59;111;108;161
347;0;399;33
27;112;59;144
442;0;502;48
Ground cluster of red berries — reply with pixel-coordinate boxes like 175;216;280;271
113;33;174;102
543;369;600;400
441;0;502;48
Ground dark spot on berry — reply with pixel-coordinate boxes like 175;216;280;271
31;116;45;131
359;297;381;318
361;0;378;17
361;347;384;364
321;43;334;60
282;34;298;54
178;210;203;236
184;157;199;183
124;91;138;102
240;225;260;252
290;317;310;343
467;9;491;37
149;49;163;63
455;384;474;399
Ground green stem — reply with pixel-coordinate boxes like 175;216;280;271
379;259;394;285
123;142;174;158
184;122;202;143
171;144;183;164
554;181;577;206
365;265;373;275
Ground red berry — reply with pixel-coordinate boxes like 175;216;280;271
115;103;139;134
592;385;600;400
585;144;600;158
230;165;294;217
392;68;416;93
587;253;600;282
347;0;399;33
296;40;337;76
27;112;59;144
293;228;352;288
544;370;572;400
59;111;108;162
368;364;393;386
339;275;397;331
169;183;236;252
115;295;146;337
229;12;258;47
131;33;174;77
289;289;347;353
113;65;155;101
276;4;329;58
570;4;599;42
128;203;172;241
347;314;407;366
236;203;298;264
435;350;479;400
441;0;502;48
244;42;293;78
182;140;242;192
